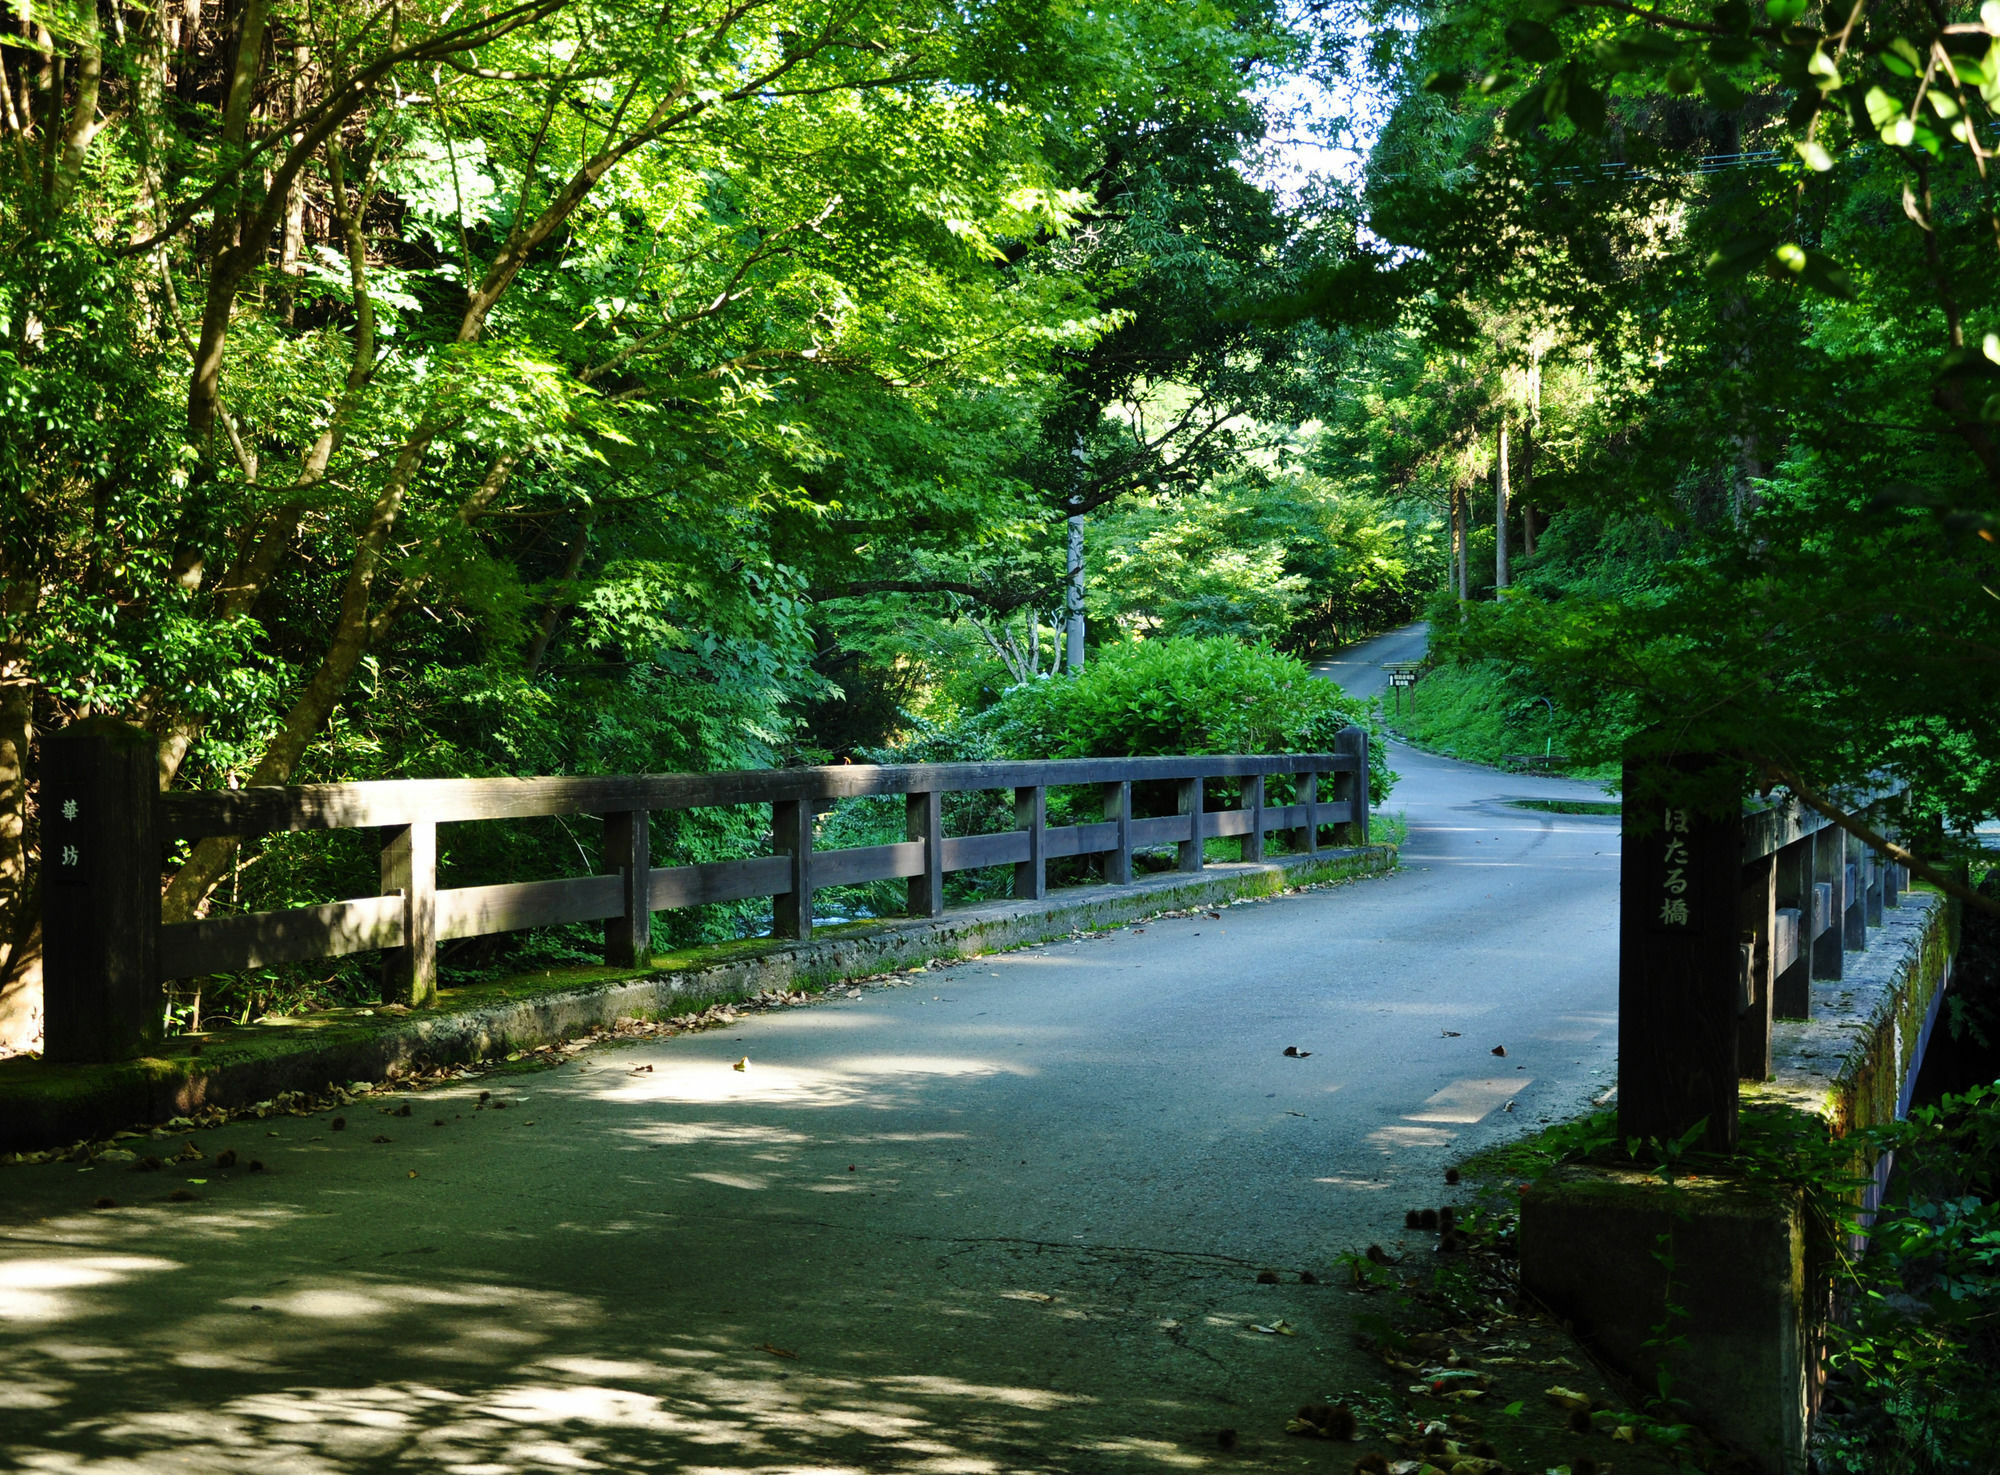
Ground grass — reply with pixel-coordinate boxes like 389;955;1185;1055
1507;798;1621;816
1390;660;1619;782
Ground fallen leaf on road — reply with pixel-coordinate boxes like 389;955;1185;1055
1490;1045;1506;1056
1440;1031;1460;1038
1282;1045;1312;1058
1018;1291;1056;1303
1249;1320;1296;1336
755;1342;798;1359
1545;1386;1593;1411
630;1064;653;1074
732;1058;749;1072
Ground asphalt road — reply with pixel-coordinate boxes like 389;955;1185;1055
0;628;1627;1474
1309;622;1431;702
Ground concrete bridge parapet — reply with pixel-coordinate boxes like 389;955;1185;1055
1520;892;1951;1474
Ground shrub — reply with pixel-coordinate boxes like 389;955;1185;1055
976;637;1393;804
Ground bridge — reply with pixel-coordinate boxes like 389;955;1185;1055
0;624;1942;1473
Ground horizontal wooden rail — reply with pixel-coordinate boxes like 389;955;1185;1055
40;727;1371;1060
156;753;1353;839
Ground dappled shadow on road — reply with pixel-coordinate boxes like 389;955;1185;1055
0;1029;1367;1474
0;1209;1335;1473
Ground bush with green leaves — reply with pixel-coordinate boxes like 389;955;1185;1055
974;637;1393;805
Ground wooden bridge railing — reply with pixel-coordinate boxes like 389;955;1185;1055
40;719;1370;1061
1620;753;1907;1153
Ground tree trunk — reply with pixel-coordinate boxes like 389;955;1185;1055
0;679;39;1050
1064;510;1085;674
525;512;593;675
1450;484;1467;600
1494;418;1511;593
1519;402;1537;558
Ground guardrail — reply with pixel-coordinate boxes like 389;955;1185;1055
1621;755;1908;1152
40;720;1370;1061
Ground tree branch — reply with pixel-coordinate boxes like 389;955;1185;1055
1757;759;2000;918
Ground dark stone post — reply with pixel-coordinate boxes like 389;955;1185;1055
1619;750;1742;1153
43;719;161;1061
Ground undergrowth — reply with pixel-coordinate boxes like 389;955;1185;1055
1390;657;1618;781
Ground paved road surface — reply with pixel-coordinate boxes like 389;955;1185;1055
0;629;1626;1474
1310;623;1430;702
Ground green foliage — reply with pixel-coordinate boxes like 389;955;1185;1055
975;638;1394;803
1818;1085;2000;1475
1311;0;2000;857
1391;618;1620;781
1095;473;1441;651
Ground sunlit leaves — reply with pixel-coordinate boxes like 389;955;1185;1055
1764;242;1853;299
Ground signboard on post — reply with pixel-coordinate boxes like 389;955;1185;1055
1619;750;1743;1153
1382;663;1422;720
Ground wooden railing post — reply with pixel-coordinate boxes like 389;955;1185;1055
1842;829;1868;952
774;799;812;939
1863;820;1886;927
1618;751;1741;1153
1013;785;1047;899
1103;780;1132;884
603;810;651;966
1177;776;1204;872
380;820;438;1006
1294;770;1318;855
1335;726;1370;844
907;790;943;917
1243;774;1265;862
1773;834;1813;1019
42;719;161;1061
1812;827;1845;980
1738;855;1777;1081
